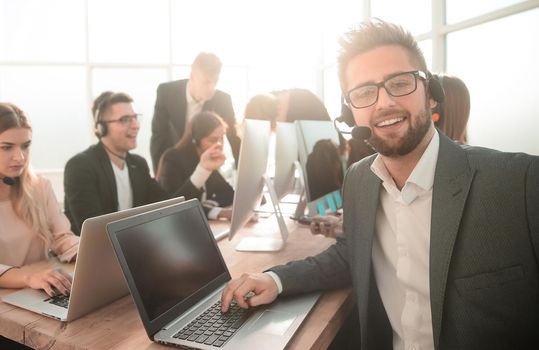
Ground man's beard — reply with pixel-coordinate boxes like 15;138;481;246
368;107;431;157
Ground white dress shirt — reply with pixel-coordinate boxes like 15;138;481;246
370;131;439;350
111;161;133;211
190;163;222;219
185;81;204;123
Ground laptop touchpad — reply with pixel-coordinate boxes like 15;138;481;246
248;310;297;336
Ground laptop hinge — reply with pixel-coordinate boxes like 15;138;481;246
161;283;227;331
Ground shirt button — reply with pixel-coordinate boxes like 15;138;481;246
406;292;418;303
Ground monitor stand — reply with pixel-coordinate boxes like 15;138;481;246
289;160;307;220
235;175;289;252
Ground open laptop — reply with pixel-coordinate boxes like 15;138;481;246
106;199;320;350
2;196;184;322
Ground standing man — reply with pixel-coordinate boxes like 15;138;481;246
64;91;185;235
221;20;539;349
150;52;240;172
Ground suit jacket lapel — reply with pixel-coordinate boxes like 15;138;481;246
355;163;382;341
170;80;188;142
429;134;475;347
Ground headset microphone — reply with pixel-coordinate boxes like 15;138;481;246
351;126;372;141
2;176;16;186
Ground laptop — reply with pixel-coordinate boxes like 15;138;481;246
2;196;184;322
106;198;320;350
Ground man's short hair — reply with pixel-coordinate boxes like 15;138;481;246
92;91;133;121
192;52;222;76
337;19;427;92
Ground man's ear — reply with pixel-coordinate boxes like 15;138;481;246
430;97;438;109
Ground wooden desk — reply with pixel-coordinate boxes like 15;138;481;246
0;220;354;349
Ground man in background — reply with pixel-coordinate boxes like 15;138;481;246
64;91;184;235
150;52;240;172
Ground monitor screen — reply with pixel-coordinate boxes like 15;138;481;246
114;205;226;321
296;120;343;204
274;122;298;200
229;119;271;239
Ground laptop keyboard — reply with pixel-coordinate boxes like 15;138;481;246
45;294;70;309
173;299;250;348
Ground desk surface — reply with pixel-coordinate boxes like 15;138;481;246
0;219;354;350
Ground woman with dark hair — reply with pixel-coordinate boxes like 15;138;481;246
305;139;344;201
432;74;471;144
244;93;279;130
157;111;234;220
273;88;331;124
0;103;79;295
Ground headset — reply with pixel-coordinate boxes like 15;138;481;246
337;71;445;128
430;74;445;124
93;93;114;138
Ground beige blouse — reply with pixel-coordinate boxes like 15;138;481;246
0;176;79;276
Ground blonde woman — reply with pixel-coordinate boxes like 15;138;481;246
0;103;79;299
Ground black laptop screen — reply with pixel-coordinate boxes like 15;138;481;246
114;205;227;321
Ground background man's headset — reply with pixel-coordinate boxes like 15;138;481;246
92;92;127;161
93;92;114;138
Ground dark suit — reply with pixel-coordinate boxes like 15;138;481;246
271;133;539;349
64;142;175;235
158;144;234;215
150;79;240;172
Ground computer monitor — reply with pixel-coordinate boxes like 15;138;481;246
228;119;288;252
295;120;344;217
273;122;301;201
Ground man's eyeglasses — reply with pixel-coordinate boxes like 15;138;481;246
103;114;141;126
345;70;427;109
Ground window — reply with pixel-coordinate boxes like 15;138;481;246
446;0;525;24
0;0;86;62
88;0;169;64
370;0;431;35
0;66;88;169
1;0;538;194
447;7;539;154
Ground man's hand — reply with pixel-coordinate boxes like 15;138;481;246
310;215;343;238
221;273;278;312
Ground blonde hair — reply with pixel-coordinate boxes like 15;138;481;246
192;52;222;76
0;103;52;254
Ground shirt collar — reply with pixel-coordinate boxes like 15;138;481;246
186;80;202;106
370;130;440;203
407;130;439;191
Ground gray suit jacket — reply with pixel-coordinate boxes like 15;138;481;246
272;133;539;349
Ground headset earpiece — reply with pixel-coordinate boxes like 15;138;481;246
94;119;108;138
428;74;445;104
428;74;445;125
336;95;356;127
93;96;111;138
340;103;355;127
431;99;444;124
